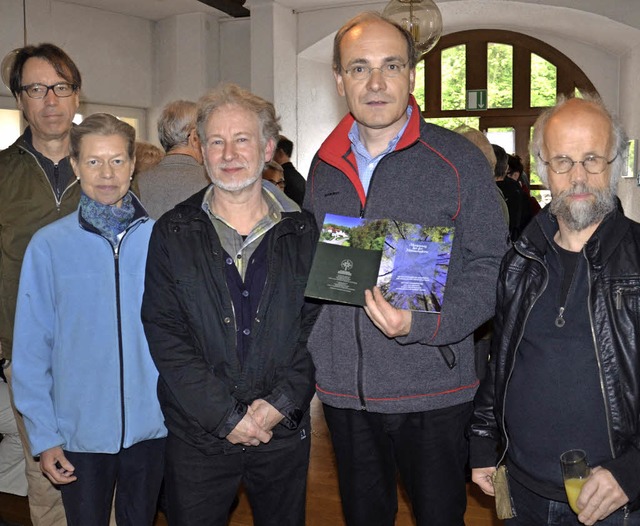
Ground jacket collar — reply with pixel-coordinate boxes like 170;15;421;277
316;95;422;206
170;183;304;230
160;153;202;167
516;205;629;266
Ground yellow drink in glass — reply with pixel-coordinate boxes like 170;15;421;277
564;477;587;514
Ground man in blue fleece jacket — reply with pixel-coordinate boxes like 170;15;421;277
304;11;508;526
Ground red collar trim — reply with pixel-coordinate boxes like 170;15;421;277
316;95;422;207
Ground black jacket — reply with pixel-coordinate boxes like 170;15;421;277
469;208;640;507
142;188;318;454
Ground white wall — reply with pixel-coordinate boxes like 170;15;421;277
0;0;250;144
220;18;251;89
297;56;347;176
0;0;153;107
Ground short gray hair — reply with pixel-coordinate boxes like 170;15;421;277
530;93;628;189
197;83;281;147
157;100;197;153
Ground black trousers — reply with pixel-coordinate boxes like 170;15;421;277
323;402;472;526
60;438;165;526
164;430;310;526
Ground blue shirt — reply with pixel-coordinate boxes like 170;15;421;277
348;105;412;196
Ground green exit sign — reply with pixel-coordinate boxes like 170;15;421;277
466;89;488;111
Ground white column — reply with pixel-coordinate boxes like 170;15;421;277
246;0;298;145
151;12;221;141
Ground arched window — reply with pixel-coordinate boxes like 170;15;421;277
415;29;596;191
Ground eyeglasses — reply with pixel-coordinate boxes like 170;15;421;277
19;82;77;99
342;62;409;81
537;153;618;175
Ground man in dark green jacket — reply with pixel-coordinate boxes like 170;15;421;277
0;43;82;526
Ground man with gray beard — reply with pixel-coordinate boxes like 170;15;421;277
469;95;640;525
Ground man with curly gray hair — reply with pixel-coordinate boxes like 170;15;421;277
142;83;317;525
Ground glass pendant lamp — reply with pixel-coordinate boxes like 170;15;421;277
382;0;443;58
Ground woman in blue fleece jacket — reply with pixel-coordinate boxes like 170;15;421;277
12;113;166;526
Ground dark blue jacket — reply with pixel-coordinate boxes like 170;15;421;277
142;186;318;454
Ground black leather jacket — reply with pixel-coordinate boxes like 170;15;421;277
469;208;640;506
142;188;319;455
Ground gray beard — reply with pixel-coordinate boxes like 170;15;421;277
550;182;616;232
206;151;265;193
210;171;261;193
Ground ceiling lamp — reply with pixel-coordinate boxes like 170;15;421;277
382;0;443;58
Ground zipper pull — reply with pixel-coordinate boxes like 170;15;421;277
555;307;566;328
615;288;622;310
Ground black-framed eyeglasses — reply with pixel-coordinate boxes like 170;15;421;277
537;152;618;175
342;62;409;81
19;82;78;99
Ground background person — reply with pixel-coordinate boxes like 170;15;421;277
12;113;166;526
455;125;509;227
493;143;525;240
134;141;165;176
262;160;286;192
137;100;209;219
273;135;305;206
507;153;540;225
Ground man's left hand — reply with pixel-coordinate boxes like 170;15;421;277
248;399;284;433
576;466;629;525
363;287;412;338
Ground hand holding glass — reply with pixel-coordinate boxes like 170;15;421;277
560;449;591;514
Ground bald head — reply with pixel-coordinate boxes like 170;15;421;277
531;95;626;188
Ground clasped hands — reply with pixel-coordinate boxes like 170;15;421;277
226;398;284;447
226;286;410;447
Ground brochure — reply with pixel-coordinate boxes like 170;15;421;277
305;213;455;311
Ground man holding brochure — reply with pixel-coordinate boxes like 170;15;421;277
303;11;508;526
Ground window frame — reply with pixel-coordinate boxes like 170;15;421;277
421;29;596;182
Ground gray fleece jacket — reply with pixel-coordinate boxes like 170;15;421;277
304;97;509;414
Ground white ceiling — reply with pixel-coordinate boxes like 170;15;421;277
58;0;640;31
60;0;222;21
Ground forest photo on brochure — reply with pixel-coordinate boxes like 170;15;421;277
305;213;454;312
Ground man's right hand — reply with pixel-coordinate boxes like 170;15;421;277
40;446;77;485
472;466;496;496
226;411;273;446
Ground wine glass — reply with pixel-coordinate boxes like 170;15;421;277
560;449;591;514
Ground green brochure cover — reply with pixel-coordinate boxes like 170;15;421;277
305;214;455;312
